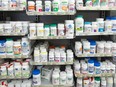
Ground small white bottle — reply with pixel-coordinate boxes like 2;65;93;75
50;24;57;36
88;59;94;74
75;41;82;54
105;20;112;32
55;50;60;62
34;47;40;63
45;0;51;12
0;24;4;34
22;62;30;77
84;22;92;33
106;77;113;87
49;51;54;62
92;22;98;32
60;0;68;12
21;37;30;55
66;69;73;85
33;69;41;86
58;23;65;36
36;0;42;12
67;50;74;62
60;51;66;62
60;71;67;85
14;63;22;77
75;15;84;34
52;71;60;85
68;0;75;12
29;23;36;37
76;0;83;7
74;61;80;74
83;42;90;54
104;43;111;54
76;78;82;87
101;77;106;87
44;25;50;36
37;23;44;37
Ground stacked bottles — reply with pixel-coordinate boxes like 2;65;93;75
75;39;116;55
76;77;114;87
28;0;75;12
75;15;116;35
34;42;74;63
76;0;116;7
0;21;29;35
0;37;30;56
29;21;74;38
32;65;74;86
74;58;115;75
0;59;31;78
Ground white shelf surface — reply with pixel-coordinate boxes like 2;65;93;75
0;7;24;11
30;61;73;65
26;11;76;15
33;81;74;87
0;33;27;36
75;53;112;57
28;36;74;40
75;73;114;78
76;32;116;36
76;6;116;10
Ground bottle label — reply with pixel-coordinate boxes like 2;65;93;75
88;66;94;73
53;3;59;12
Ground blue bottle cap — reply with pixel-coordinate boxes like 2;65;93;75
94;62;100;67
111;17;116;20
88;59;94;63
33;69;40;75
85;22;91;25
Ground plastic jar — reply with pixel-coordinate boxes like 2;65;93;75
6;38;13;55
94;77;100;87
29;23;36;37
101;77;106;87
112;43;116;54
22;62;30;77
21;37;30;55
96;18;104;32
86;0;92;6
76;78;82;87
52;71;59;85
75;15;84;34
90;41;96;54
94;62;101;74
104;20;112;32
68;0;75;12
74;62;80;74
60;0;68;12
55;51;60;62
83;42;90;54
84;22;92;32
88;59;94;74
15;22;23;34
28;1;35;11
104;43;111;54
111;17;116;32
22;22;29;34
44;25;50;36
101;64;106;74
66;50;73;62
4;24;12;34
66;69;73;85
106;65;111;73
60;71;66;85
45;0;51;12
81;63;88;74
13;41;21;56
52;0;60;12
58;23;65;36
60;51;66;62
107;77;113;87
32;69;41;86
75;42;82;54
37;23;44;36
92;22;98;32
50;24;57;36
49;51;54;62
0;24;4;34
65;20;74;38
97;43;104;54
36;0;42;12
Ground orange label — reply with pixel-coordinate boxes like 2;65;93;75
62;6;68;11
28;6;35;10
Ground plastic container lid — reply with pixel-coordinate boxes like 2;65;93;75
33;69;40;75
111;17;116;20
6;38;13;41
95;77;100;81
76;15;83;18
88;59;94;63
94;62;100;67
96;18;104;21
50;24;57;27
85;22;91;25
65;20;74;24
90;41;96;45
44;25;49;28
106;16;111;20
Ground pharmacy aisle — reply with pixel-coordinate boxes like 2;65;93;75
0;0;116;87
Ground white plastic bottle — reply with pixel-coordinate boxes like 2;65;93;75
106;77;113;87
36;0;42;12
84;22;92;33
94;77;100;87
21;37;30;55
96;18;104;32
75;15;84;34
88;59;94;74
52;0;60;12
76;0;83;7
104;43;111;54
74;62;80;74
83;42;90;54
75;42;82;54
60;71;67;85
49;51;54;62
92;22;98;32
34;47;40;63
14;63;22;77
58;23;65;36
6;38;13;55
32;69;41;86
60;0;68;12
29;23;36;37
66;69;73;85
0;24;4;34
67;50;74;62
45;0;51;12
101;77;106;87
52;71;60;85
60;51;66;62
55;50;60;62
105;20;112;32
76;78;82;87
44;25;50;36
50;24;57;36
13;41;21;56
22;62;30;77
68;0;75;12
84;77;89;87
37;23;44;37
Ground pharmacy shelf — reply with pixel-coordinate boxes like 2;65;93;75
0;33;27;36
75;53;112;57
0;76;30;80
76;32;116;36
76;6;116;10
30;61;73;65
28;36;74;40
75;73;114;78
0;7;24;11
33;81;74;87
26;11;76;15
